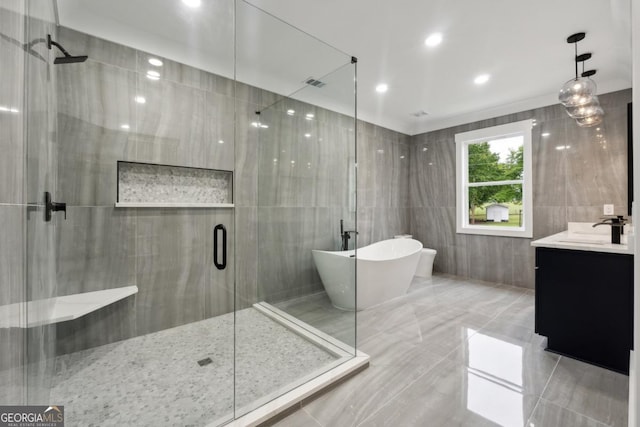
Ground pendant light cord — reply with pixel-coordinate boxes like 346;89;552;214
574;41;578;80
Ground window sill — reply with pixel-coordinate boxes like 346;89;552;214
456;226;532;238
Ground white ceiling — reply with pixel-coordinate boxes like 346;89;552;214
57;0;632;135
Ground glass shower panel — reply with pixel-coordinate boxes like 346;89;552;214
27;0;236;425
235;0;357;417
0;0;28;407
256;63;358;347
23;0;59;407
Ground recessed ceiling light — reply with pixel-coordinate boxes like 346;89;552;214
400;155;405;159
120;124;130;130
555;145;571;150
424;33;443;47
260;124;269;129
182;0;201;8
375;83;388;93
0;106;9;112
134;96;146;104
148;58;163;67
304;133;311;138
474;74;490;85
422;147;428;152
218;140;224;144
287;109;295;116
305;113;314;120
273;158;278;162
541;132;551;137
291;160;295;164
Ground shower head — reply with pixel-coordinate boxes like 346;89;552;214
54;55;88;64
47;34;88;64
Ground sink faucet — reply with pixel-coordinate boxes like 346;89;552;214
339;219;358;251
592;215;627;244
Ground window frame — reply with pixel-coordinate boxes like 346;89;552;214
455;119;533;238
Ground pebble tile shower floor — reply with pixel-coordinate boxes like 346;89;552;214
50;308;338;426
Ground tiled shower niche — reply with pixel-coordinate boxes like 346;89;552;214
116;161;233;207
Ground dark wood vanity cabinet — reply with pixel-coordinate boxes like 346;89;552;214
535;247;634;374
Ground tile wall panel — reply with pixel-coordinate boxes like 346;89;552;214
408;89;632;288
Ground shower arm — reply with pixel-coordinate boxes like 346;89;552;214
47;34;71;57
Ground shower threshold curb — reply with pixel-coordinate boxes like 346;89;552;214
217;302;369;427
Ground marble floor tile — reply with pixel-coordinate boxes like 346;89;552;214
492;290;535;329
378;304;494;357
528;399;610;427
358;358;539;427
467;318;559;397
302;360;437;427
276;274;629;426
541;356;629;426
272;408;322;427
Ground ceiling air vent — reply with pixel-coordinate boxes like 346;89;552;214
411;110;429;118
304;77;326;88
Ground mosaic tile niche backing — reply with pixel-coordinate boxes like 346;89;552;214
117;161;233;204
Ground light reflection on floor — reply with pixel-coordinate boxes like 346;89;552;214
466;328;525;427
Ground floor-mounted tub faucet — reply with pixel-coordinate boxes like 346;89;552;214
340;219;358;251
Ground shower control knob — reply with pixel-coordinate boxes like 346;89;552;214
44;191;67;222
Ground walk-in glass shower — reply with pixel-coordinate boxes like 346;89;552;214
0;0;359;425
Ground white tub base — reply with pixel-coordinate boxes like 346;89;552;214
415;248;437;278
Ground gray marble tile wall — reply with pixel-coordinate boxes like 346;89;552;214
408;89;632;288
52;27;240;356
356;122;411;247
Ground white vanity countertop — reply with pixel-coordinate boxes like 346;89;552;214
531;222;634;255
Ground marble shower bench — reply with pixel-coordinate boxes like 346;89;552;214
0;286;138;328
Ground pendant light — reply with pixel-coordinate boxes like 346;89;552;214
558;34;596;107
565;96;601;119
558;32;604;127
576;113;603;127
575;60;603;127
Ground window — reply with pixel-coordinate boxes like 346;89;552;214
455;120;533;238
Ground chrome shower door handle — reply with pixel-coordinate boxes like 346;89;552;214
213;224;227;270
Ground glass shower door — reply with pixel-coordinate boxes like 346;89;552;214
22;0;238;425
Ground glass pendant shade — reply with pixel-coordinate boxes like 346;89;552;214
576;110;604;127
565;96;601;119
558;77;597;107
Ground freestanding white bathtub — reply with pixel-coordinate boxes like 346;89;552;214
312;238;423;311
